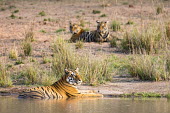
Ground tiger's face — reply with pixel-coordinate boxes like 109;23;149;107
69;22;82;34
65;68;82;85
96;20;109;34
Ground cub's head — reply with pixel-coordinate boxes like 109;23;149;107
69;22;82;34
96;20;109;34
64;68;82;85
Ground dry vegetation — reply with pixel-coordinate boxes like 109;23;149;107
0;0;170;88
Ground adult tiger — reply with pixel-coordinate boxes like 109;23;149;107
69;20;110;42
18;68;103;99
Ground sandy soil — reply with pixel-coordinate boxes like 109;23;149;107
0;0;170;96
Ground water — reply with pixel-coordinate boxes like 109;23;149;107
0;96;170;113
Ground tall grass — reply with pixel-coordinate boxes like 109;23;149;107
52;38;112;85
0;63;12;87
121;25;166;54
127;54;170;81
19;65;56;85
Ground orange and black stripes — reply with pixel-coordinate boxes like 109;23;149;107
18;68;103;99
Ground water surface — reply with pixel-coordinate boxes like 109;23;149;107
0;96;170;113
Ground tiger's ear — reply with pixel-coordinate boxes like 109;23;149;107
75;68;79;73
105;21;109;24
69;21;72;25
96;20;100;23
64;69;69;74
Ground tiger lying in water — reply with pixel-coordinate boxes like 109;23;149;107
69;20;110;42
18;68;103;99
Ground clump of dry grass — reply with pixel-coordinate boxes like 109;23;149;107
9;47;18;60
19;65;56;85
156;6;163;15
166;22;170;40
111;20;121;31
52;38;112;85
22;41;32;56
121;25;166;54
75;41;84;49
0;63;12;87
127;54;170;81
25;26;35;42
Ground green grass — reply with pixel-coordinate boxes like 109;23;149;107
92;10;101;14
38;11;46;16
0;63;13;87
110;38;117;48
55;28;66;33
15;59;24;65
126;20;134;25
52;38;112;85
42;57;51;64
111;20;121;31
0;8;5;11
10;13;17;19
120;92;162;98
165;94;170;99
100;14;107;17
13;9;19;13
156;6;163;15
39;30;46;33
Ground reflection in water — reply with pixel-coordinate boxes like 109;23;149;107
0;96;170;113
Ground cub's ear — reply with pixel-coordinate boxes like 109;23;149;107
75;68;79;73
96;20;100;23
64;69;69;74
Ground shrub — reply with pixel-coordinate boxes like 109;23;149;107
111;20;121;31
52;38;112;85
121;26;165;54
0;63;12;87
92;10;101;14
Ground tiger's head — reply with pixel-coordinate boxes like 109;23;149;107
96;20;109;34
64;68;82;85
69;22;82;35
